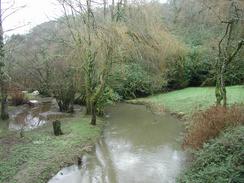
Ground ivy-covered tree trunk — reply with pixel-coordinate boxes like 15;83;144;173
215;74;222;106
215;59;227;107
0;84;8;121
0;0;9;120
221;61;227;107
84;0;98;124
86;98;92;115
60;0;114;126
90;102;96;125
1;85;9;120
215;1;243;108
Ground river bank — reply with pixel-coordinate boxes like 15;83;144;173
0;112;104;183
128;86;244;118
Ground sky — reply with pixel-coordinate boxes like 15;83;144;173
3;0;62;36
3;0;167;36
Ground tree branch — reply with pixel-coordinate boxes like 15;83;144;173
227;39;244;65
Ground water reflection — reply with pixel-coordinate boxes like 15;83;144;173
49;165;83;183
9;101;52;131
49;103;186;183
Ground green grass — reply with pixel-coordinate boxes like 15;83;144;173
0;115;103;183
131;85;244;116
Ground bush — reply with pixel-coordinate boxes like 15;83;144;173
110;63;159;99
96;87;121;115
178;126;244;183
164;57;189;90
184;47;213;87
52;68;76;113
183;105;244;149
165;45;244;89
163;47;213;90
9;89;27;106
224;57;244;85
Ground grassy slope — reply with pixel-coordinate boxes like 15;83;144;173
131;85;244;115
0;115;103;183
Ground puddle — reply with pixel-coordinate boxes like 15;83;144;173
9;101;52;131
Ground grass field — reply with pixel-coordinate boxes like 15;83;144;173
0;114;103;183
131;85;244;116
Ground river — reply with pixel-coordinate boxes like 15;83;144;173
49;103;186;183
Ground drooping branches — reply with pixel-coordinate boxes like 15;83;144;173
58;0;117;125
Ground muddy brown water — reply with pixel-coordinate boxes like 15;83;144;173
8;99;73;131
9;101;51;131
49;103;187;183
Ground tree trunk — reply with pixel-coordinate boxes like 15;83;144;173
215;59;227;107
1;94;9;120
220;60;227;108
90;102;96;125
124;0;128;17
111;0;115;21
223;87;227;107
86;99;92;115
0;0;9;120
215;74;222;106
103;0;107;18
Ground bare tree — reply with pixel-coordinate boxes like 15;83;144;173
215;0;243;107
0;0;26;120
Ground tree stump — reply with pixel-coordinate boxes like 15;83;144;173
77;156;82;167
52;120;63;136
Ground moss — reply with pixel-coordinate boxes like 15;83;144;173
0;114;103;183
130;85;244;116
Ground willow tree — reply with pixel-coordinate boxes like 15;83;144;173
59;0;116;125
215;0;243;107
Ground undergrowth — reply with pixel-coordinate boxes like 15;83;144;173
178;125;244;183
183;105;244;149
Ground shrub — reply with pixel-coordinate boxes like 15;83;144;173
96;87;121;116
183;105;244;149
184;47;213;87
224;57;244;85
52;68;76;113
164;56;189;90
178;126;244;183
110;63;158;99
164;48;213;89
9;88;27;106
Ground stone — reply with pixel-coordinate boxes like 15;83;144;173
26;100;39;107
32;90;40;96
